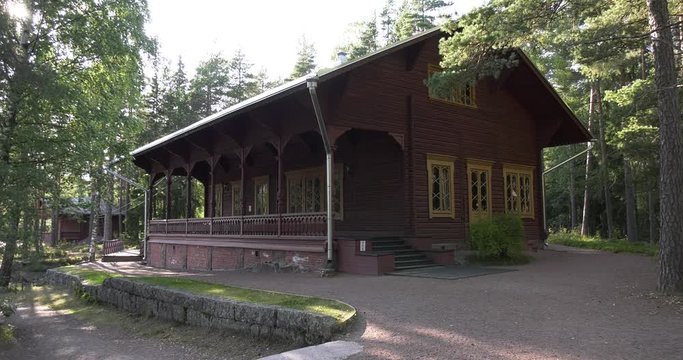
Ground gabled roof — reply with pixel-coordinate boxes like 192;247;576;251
132;28;590;157
131;28;444;156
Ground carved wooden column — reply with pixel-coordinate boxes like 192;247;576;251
185;166;192;219
149;174;156;221
207;157;217;218
276;141;284;236
164;172;172;220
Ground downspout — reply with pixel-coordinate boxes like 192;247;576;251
307;77;334;267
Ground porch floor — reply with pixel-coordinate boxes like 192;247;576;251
101;249;142;263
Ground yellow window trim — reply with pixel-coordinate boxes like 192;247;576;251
467;159;493;222
426;154;455;219
502;164;535;219
253;176;269;215
427;64;477;108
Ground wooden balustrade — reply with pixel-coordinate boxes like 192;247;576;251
148;212;327;238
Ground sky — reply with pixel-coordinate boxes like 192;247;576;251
145;0;487;80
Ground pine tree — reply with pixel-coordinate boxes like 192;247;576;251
228;50;259;103
290;36;317;79
190;53;231;118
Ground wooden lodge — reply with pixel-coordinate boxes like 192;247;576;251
131;29;591;275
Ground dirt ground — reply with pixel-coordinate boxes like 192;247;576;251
3;245;683;359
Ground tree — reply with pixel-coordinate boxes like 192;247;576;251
290;36;316;79
336;15;380;61
228;50;259;103
646;0;683;292
395;0;452;40
190;53;231;118
0;0;152;286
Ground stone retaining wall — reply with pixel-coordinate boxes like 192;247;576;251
43;269;349;345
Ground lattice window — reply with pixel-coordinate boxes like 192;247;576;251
231;181;242;216
427;154;455;218
214;184;223;217
467;160;492;222
428;64;477;108
254;176;269;215
286;165;343;217
503;165;535;218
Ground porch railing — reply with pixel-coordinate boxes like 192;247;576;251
148;212;327;238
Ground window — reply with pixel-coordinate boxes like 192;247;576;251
467;159;492;222
428;64;476;107
231;181;242;216
214;184;223;217
427;154;455;218
503;165;535;218
254;176;269;215
286;165;343;217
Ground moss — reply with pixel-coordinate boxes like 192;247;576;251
56;266;122;285
130;277;355;323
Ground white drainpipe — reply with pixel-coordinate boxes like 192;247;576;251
306;77;334;266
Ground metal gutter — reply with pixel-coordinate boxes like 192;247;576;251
306;76;334;267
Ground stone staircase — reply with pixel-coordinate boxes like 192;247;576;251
369;237;438;271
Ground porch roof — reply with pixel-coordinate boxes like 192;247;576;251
131;28;445;157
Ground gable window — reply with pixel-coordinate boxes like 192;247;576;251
428;64;476;108
427;154;455;218
254;176;269;215
503;165;535;218
467;159;492;222
230;181;242;216
286;165;343;217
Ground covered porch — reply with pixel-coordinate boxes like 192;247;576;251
135;79;407;272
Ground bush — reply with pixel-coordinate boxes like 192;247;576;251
469;214;524;259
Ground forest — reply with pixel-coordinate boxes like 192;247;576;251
1;0;682;292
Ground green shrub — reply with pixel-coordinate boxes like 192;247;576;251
469;214;524;259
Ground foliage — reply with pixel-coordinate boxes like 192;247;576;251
548;230;659;256
0;299;16;318
469;214;524;259
131;276;356;322
290;36;317;79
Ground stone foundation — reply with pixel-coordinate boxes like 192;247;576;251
43;269;353;345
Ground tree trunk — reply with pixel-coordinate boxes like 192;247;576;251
647;0;683;292
580;84;596;236
88;188;100;262
569;158;576;230
103;180;113;241
623;158;638;242
20;210;31;258
50;206;59;246
596;82;615;238
0;213;20;288
648;189;658;244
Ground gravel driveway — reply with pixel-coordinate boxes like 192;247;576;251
31;245;683;359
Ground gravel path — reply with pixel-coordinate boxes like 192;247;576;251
25;245;683;359
87;245;683;360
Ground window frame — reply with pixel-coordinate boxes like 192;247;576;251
285;165;344;219
466;159;493;222
253;176;269;215
427;154;456;219
214;184;223;217
427;64;477;108
230;181;242;216
503;164;535;219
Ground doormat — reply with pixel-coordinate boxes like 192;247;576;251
386;265;515;280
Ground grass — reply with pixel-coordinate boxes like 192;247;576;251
547;231;659;256
131;277;355;323
56;265;123;285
